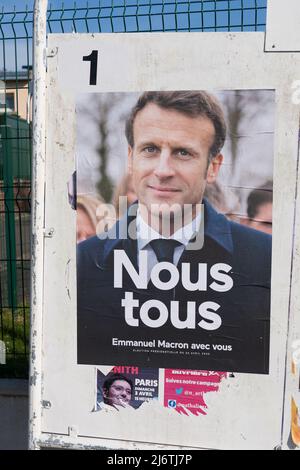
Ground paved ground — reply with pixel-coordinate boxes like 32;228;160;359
0;379;28;450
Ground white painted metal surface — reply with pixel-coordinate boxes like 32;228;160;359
282;134;300;448
30;0;300;450
266;0;300;52
29;0;48;451
37;32;300;450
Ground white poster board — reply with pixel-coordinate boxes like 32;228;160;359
35;32;300;450
266;0;300;52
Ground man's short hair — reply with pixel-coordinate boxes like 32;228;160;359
102;373;133;394
247;182;273;219
125;91;227;161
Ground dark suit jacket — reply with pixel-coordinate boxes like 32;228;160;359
77;200;271;374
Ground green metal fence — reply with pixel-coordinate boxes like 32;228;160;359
0;0;267;378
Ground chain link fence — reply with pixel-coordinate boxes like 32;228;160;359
0;0;267;378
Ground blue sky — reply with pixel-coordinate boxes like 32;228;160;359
0;0;268;12
0;0;33;10
0;0;105;10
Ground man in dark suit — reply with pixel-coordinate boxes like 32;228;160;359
77;91;271;374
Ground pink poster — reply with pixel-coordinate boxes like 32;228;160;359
164;369;227;416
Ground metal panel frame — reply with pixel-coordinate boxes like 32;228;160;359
30;0;300;450
29;0;47;451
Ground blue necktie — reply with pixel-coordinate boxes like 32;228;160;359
150;239;182;264
149;239;182;285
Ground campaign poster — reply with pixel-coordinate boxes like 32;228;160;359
289;355;300;448
95;366;159;411
164;369;227;416
76;90;274;374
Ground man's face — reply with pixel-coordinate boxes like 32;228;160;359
128;103;223;219
103;379;132;407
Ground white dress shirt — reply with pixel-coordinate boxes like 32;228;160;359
136;209;202;282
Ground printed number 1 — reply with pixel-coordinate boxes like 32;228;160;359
83;50;98;86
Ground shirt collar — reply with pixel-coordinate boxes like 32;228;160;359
136;208;202;251
102;199;233;264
